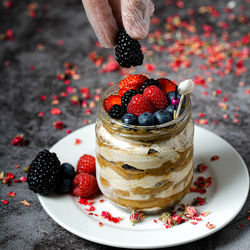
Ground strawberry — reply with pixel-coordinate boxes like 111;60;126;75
143;85;168;110
72;173;98;197
103;95;121;112
77;154;96;175
118;74;147;96
158;78;176;94
127;94;154;117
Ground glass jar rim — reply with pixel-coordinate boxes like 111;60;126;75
98;83;191;130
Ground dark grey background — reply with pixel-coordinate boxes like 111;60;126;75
0;0;249;249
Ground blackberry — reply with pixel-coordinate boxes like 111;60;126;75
108;104;126;119
121;89;138;107
139;78;161;94
115;28;144;68
27;149;61;195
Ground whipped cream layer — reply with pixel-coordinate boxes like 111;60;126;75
97;159;193;200
96;120;193;169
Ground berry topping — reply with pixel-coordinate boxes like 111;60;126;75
108;104;126;119
61;163;76;180
118;74;147;96
154;110;172;124
72;173;98;198
138;112;155;126
158;78;176;94
57;179;72;193
166;91;186;106
121;89;138;107
77;154;96;175
115;28;144;68
171;98;180;106
166;104;184;117
27;149;61;195
139;78;161;94
121;113;138;125
127;94;154;117
143;85;168;110
103;94;121;112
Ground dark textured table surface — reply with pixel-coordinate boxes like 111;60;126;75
1;0;249;249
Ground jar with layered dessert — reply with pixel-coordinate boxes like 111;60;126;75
95;83;194;213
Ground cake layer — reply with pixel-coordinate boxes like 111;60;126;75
105;176;193;211
96;120;193;169
97;147;192;180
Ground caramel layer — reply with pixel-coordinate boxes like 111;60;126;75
97;147;193;180
108;176;193;211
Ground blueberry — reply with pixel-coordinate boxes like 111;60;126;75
166;91;186;106
61;163;76;180
138;112;155;126
154;110;172;124
57;178;72;193
121;113;137;125
165;104;184;117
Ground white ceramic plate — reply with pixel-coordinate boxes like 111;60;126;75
38;124;249;249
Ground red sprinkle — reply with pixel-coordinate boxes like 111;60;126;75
1;200;9;205
210;155;220;161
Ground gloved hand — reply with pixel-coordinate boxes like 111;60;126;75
82;0;154;48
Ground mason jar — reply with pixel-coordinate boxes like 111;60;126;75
95;83;194;213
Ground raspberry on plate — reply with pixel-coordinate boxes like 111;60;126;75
158;78;176;94
103;95;121;112
72;173;98;198
143;85;168;110
118;74;147;96
127;94;154;117
77;154;96;175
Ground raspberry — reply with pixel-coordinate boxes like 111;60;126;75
103;94;121;112
127;94;154;117
72;173;98;197
115;28;144;68
108;104;126;119
138;78;161;94
77;154;96;175
143;85;168;110
158;78;176;94
118;74;147;96
121;89;138;107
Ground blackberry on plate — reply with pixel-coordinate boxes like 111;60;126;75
139;78;161;94
115;28;144;68
121;89;138;107
108;104;126;119
27;149;61;195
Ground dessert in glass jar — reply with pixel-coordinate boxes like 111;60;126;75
95;76;194;213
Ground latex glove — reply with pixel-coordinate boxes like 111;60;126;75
82;0;154;48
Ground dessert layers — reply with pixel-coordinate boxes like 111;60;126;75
96;120;194;212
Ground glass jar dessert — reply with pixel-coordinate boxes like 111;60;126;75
96;83;194;213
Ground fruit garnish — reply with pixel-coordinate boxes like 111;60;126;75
118;74;147;96
27;149;61;195
77;154;96;175
108;104;126;119
154;110;172;124
115;28;144;68
143;85;168;110
138;78;161;94
103;94;121;112
127;94;154;117
121;113;138;125
138;112;155;126
121;89;138;107
158;78;176;94
72;173;98;198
